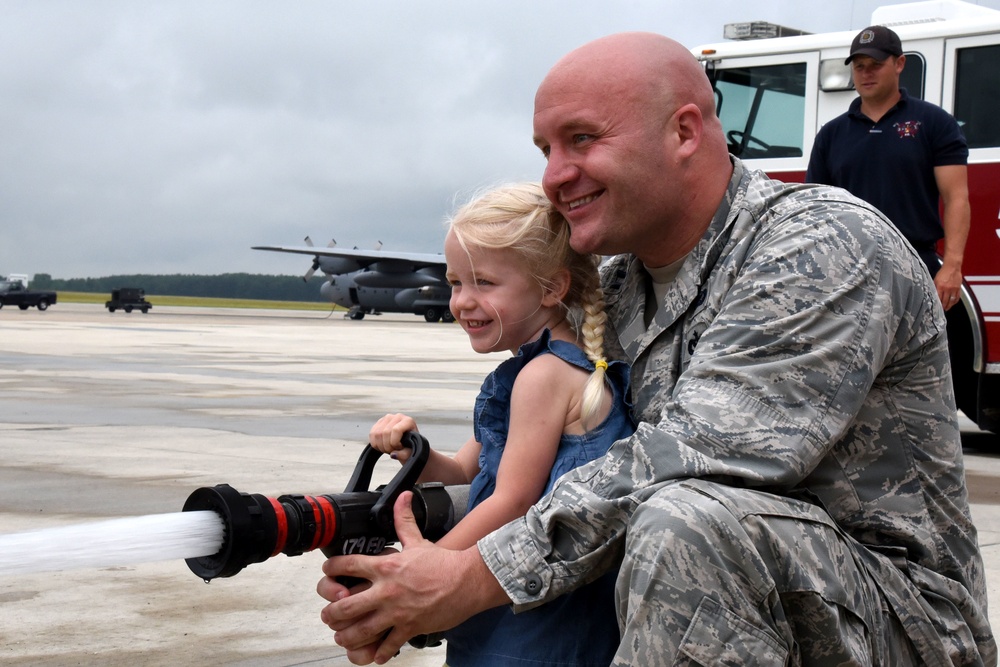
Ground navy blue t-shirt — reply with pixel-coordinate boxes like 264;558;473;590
806;89;968;250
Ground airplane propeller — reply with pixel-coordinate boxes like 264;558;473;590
303;258;320;282
302;237;337;282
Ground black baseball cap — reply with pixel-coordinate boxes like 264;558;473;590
845;25;903;64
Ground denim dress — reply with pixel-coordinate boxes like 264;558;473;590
444;329;634;667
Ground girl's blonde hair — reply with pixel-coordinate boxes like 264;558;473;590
449;182;610;429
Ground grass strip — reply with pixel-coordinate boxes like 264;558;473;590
56;291;342;312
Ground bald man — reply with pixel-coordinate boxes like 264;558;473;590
319;33;995;666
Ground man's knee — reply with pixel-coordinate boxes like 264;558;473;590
616;482;902;666
622;482;775;603
629;481;721;529
626;481;760;563
616;484;790;665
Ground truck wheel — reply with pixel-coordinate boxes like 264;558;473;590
19;304;29;310
424;307;442;323
37;300;49;311
124;305;133;313
141;307;149;314
442;311;455;323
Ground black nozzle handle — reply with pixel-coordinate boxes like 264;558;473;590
183;432;440;580
343;431;429;532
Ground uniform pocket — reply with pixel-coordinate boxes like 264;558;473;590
676;595;788;667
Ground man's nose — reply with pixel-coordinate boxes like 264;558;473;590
542;147;577;198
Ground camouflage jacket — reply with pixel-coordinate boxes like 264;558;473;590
479;159;994;663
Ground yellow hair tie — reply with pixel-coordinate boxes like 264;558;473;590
595;360;608;371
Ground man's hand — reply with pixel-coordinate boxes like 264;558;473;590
317;491;509;665
935;263;963;311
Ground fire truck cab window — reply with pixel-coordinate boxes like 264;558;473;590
712;62;806;159
954;44;1000;149
900;52;926;99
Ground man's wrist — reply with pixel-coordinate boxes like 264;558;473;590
940;257;963;271
462;544;510;609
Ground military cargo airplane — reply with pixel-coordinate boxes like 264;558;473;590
253;238;453;322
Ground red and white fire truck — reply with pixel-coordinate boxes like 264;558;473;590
693;0;1000;433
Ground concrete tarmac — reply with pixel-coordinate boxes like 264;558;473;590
1;304;998;666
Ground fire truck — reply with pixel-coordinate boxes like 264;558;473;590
693;0;1000;433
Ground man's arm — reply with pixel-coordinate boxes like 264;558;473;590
318;492;510;665
933;163;970;310
319;193;928;663
481;193;926;610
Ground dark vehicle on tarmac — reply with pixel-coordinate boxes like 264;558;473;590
106;287;153;314
0;280;57;311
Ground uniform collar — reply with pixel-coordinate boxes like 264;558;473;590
608;158;747;361
848;87;910;121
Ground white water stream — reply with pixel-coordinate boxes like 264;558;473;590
0;511;224;576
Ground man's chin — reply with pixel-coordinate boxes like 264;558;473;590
566;223;604;255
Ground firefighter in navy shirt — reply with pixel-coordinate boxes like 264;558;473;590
807;24;970;311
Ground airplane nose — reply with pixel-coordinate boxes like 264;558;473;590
319;280;335;301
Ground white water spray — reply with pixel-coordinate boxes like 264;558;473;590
0;511;225;577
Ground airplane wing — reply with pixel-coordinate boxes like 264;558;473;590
253;240;452;317
252;245;445;268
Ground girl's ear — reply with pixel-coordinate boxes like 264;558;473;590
542;267;572;307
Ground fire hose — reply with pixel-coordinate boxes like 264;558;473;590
182;432;468;580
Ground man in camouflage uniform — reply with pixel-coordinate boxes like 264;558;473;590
319;33;995;666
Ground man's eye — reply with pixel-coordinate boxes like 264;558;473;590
573;134;592;145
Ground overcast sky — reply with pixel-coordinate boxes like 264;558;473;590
5;0;1000;280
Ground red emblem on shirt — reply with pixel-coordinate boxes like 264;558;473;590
894;120;922;138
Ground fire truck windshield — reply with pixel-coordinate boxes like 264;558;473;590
710;62;806;159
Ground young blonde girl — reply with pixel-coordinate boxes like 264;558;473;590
369;182;633;667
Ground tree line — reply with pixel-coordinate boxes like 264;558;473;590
31;273;327;302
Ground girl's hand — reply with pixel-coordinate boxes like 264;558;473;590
368;414;419;463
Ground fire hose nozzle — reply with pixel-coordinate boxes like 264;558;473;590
182;432;468;580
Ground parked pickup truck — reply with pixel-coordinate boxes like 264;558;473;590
106;287;152;313
0;280;57;311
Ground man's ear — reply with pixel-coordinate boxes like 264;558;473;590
672;103;704;159
542;267;572;307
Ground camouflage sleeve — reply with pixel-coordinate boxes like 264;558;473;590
479;191;942;610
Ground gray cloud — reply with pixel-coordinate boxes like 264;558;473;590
3;0;996;278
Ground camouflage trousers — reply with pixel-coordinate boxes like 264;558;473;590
613;480;919;667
